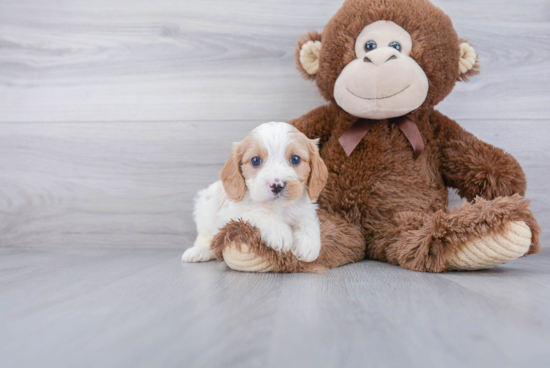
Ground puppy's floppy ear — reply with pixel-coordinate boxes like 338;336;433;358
457;39;479;82
220;142;246;202
306;138;328;201
296;31;322;81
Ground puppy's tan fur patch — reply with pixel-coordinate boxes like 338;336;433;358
220;142;246;202
240;135;268;182
293;131;328;201
221;135;269;202
285;136;311;201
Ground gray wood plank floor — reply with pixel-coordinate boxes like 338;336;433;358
1;0;549;367
1;247;550;368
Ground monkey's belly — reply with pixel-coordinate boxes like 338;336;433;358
318;136;448;222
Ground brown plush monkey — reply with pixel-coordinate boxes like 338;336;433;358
211;0;541;273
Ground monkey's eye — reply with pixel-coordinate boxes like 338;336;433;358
290;155;301;165
365;40;377;52
251;157;262;167
389;42;401;51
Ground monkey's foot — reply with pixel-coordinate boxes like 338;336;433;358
447;221;532;271
211;219;329;274
222;243;274;273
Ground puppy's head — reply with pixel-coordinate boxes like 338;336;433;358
220;122;328;204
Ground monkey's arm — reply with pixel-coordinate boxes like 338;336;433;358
433;111;526;201
289;103;338;145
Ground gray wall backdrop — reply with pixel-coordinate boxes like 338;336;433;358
1;0;549;250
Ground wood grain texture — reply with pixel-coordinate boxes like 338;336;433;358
0;120;255;248
0;0;549;122
1;247;550;368
0;119;547;249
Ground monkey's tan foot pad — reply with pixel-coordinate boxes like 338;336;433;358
222;243;275;272
447;221;532;271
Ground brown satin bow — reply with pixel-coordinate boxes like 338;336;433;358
338;116;425;159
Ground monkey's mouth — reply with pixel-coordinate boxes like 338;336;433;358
346;84;411;100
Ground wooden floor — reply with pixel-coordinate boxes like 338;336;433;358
1;0;549;367
1;248;550;368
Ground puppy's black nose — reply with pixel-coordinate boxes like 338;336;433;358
271;183;285;194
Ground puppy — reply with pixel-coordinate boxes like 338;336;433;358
182;122;328;264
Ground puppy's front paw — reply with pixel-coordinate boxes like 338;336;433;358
292;230;321;262
260;224;293;253
182;246;215;263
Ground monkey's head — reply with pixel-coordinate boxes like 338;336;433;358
296;0;479;120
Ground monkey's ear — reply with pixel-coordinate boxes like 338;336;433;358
457;40;479;82
296;31;322;81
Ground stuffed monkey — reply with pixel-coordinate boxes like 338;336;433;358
212;0;541;273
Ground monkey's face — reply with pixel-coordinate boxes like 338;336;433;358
333;21;429;120
295;0;479;118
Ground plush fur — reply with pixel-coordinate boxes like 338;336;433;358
212;0;541;273
212;211;366;274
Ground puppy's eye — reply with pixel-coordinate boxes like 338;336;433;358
290;155;301;165
389;41;401;51
251;157;262;167
365;40;377;52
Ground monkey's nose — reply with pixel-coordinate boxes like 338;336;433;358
363;49;399;65
270;182;285;194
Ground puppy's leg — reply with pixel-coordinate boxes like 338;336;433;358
182;182;221;263
292;218;322;262
182;235;215;262
239;209;293;253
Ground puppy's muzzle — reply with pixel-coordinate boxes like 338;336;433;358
270;182;285;194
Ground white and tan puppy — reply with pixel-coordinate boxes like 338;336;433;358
182;122;328;264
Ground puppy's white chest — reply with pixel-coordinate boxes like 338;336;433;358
273;206;300;227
